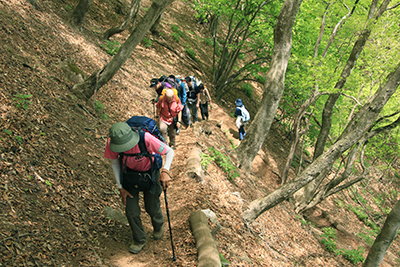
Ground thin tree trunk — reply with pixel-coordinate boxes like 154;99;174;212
71;0;174;101
242;62;400;224
313;93;340;160
346;84;364;126
363;200;400;267
103;0;141;40
321;2;354;58
232;0;303;172
71;0;93;31
314;3;331;58
280;91;321;184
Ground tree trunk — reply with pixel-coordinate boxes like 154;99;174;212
103;0;141;40
71;0;93;31
232;0;303;172
313;93;340;160
242;62;400;224
150;11;163;34
71;0;174;101
363;200;400;267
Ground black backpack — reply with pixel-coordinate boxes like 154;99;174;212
119;116;165;194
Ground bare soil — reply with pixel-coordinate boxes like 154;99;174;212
1;0;399;267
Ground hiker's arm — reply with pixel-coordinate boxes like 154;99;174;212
162;145;174;171
111;159;133;205
110;159;122;188
178;109;182;123
177;100;183;127
196;93;200;108
160;145;174;190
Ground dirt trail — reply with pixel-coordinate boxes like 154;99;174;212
99;104;241;267
1;1;398;266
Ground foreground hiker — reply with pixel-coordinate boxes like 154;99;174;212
104;122;174;254
234;98;250;141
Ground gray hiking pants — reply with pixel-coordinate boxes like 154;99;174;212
187;100;199;124
125;171;163;245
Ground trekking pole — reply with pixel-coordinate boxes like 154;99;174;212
164;189;176;261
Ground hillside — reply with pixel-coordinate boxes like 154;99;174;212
1;0;399;266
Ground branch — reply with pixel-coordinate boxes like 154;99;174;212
340;93;362;105
321;2;353;58
325;142;370;199
367;113;400;139
103;0;141;40
387;2;400;10
314;2;332;57
374;110;400;125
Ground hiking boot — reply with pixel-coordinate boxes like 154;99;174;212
129;242;146;254
153;225;164;240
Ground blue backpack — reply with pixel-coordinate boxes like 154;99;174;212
119;116;165;193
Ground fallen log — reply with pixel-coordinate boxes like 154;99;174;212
185;148;204;182
189;210;221;267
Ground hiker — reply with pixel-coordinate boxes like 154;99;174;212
185;76;200;126
198;84;211;121
175;75;190;128
174;75;187;106
234;98;250;141
149;76;172;104
104;122;174;254
156;88;183;150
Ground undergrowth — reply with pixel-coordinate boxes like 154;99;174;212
201;146;239;180
320;227;365;265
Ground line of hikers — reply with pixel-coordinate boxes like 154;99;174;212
149;75;212;150
104;75;250;256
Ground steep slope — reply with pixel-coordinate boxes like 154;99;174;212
1;0;399;267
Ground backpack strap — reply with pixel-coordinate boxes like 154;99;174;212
119;129;155;174
137;130;156;175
